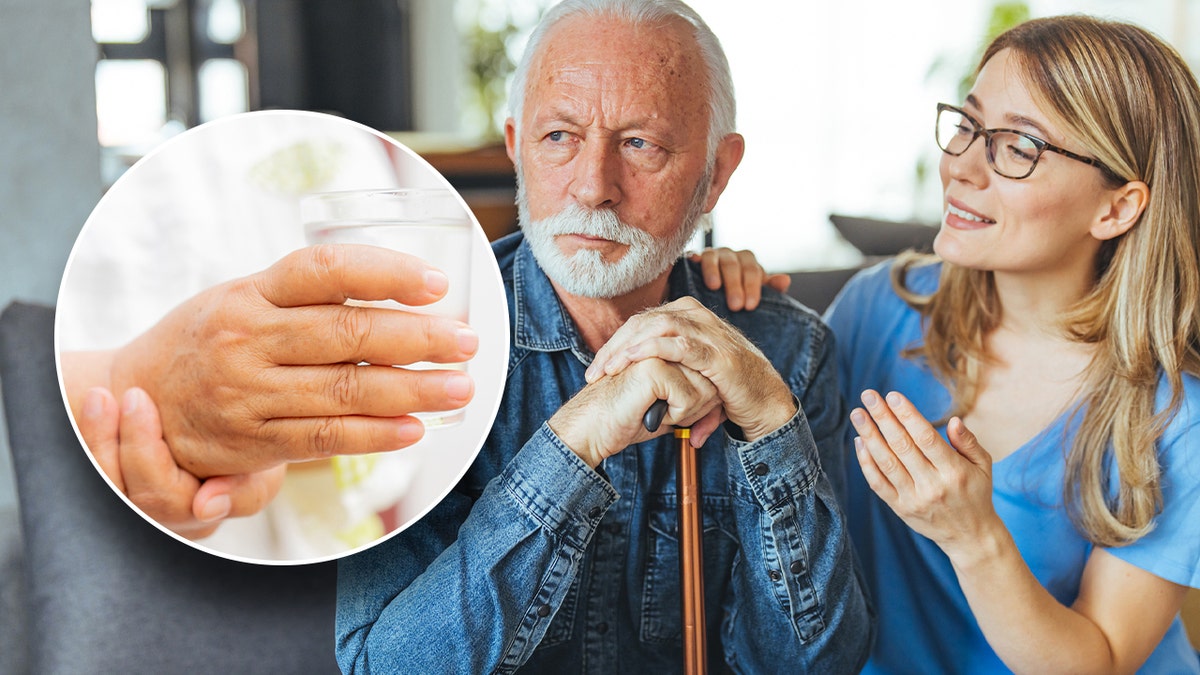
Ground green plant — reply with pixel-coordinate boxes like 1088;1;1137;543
962;2;1032;98
459;0;552;141
463;15;522;141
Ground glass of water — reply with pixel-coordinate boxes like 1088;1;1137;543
301;187;474;427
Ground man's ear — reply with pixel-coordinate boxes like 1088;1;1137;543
702;133;746;213
1092;180;1149;241
504;118;518;165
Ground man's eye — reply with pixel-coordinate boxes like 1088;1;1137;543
627;137;647;149
548;131;567;142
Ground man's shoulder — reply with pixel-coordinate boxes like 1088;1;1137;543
679;259;832;371
681;259;828;335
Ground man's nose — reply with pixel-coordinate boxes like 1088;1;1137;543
569;140;622;209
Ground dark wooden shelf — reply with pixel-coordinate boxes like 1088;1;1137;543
393;134;520;242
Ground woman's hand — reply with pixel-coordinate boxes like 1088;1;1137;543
848;389;1004;565
850;388;1194;674
77;386;286;540
690;248;791;311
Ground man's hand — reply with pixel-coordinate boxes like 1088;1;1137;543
585;297;796;444
77;386;286;540
65;244;478;478
549;358;720;468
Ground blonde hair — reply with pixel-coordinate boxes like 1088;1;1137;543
895;15;1200;547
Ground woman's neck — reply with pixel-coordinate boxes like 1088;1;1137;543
990;258;1096;341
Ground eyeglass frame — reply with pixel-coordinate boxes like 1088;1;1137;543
935;103;1117;180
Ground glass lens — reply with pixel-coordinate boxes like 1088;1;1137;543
988;132;1040;178
937;108;976;155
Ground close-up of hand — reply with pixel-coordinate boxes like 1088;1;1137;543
689;247;791;311
584;296;796;446
849;389;1004;563
549;357;720;468
76;385;286;540
64;244;479;478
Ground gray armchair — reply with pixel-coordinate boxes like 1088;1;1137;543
0;302;338;674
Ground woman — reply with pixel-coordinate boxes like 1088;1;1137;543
593;16;1200;673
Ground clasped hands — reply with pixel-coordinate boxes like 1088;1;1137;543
552;297;797;469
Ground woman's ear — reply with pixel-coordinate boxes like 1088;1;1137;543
1092;180;1149;241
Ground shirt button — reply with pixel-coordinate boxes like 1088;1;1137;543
588;506;602;520
596;622;609;634
753;463;770;476
767;569;782;581
536;604;551;618
790;560;804;575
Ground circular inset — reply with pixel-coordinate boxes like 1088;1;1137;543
55;110;509;564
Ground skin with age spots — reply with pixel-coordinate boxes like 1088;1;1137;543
508;14;743;355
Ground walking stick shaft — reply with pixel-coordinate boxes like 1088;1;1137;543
641;401;707;674
677;428;706;675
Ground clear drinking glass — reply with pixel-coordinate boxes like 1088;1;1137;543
301;188;474;427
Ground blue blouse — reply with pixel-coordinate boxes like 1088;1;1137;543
825;261;1200;674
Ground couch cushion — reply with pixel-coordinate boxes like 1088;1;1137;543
786;265;869;316
829;213;938;257
0;302;337;674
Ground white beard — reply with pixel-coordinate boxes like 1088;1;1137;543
517;171;712;299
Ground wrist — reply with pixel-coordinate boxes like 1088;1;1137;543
738;387;797;442
547;409;604;469
943;517;1015;574
60;349;117;421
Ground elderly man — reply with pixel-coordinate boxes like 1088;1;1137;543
335;1;869;672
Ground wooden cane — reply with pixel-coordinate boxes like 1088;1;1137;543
677;426;707;675
644;400;706;675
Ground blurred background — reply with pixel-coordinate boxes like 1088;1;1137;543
4;0;1200;557
78;0;1200;268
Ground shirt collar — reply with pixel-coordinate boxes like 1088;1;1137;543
511;236;703;355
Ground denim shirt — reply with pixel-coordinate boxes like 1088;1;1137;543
336;233;871;674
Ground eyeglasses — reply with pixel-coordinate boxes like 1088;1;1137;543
935;103;1114;180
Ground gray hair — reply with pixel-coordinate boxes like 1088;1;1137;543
507;0;736;163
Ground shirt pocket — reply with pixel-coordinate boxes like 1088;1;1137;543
640;494;737;644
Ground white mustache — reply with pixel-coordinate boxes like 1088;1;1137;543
533;204;655;248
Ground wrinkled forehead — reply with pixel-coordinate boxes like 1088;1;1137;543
526;14;710;118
